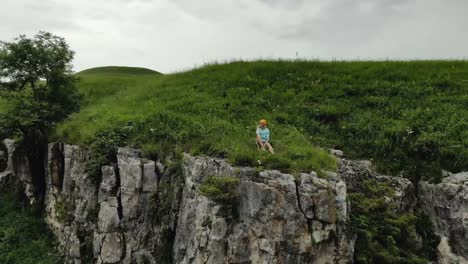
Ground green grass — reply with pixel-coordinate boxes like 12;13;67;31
55;64;338;174
77;66;161;75
0;192;58;264
54;61;468;179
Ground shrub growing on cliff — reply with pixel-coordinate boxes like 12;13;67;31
349;179;434;264
85;128;128;182
199;176;240;217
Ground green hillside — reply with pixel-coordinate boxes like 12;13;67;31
77;66;161;75
55;60;468;181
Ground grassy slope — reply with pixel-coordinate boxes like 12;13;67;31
77;66;161;75
55;61;468;179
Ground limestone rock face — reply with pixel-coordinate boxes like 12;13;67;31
0;139;40;203
15;140;468;263
0;143;7;172
44;143;98;263
98;201;120;233
41;144;181;264
420;171;468;264
0;139;16;191
173;154;354;264
338;158;416;213
117;148;143;191
4;141;354;263
99;166;117;202
100;232;125;264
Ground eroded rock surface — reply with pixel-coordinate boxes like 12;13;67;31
0;139;38;203
44;143;97;263
42;144;176;264
40;145;354;263
7;141;464;263
420;171;468;264
0;139;16;191
338;158;416;213
173;154;354;264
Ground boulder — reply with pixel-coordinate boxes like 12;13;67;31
100;232;124;263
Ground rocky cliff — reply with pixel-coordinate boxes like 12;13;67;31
420;171;468;264
1;140;354;263
43;143;184;263
1;139;467;263
173;154;353;264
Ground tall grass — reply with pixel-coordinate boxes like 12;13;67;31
54;61;468;179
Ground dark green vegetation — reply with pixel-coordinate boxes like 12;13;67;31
78;66;161;75
0;32;82;204
198;176;240;217
349;179;439;264
0;192;58;264
55;61;467;182
0;31;81;140
84;128;128;182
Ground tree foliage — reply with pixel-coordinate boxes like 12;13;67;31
0;31;81;140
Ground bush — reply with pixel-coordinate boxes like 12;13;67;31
349;179;435;264
198;176;240;217
229;150;257;167
85;127;128;183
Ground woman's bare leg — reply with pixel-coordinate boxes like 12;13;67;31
256;137;265;150
265;142;274;154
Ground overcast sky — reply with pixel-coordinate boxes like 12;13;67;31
1;0;467;73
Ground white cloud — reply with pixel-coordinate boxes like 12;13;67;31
0;0;467;73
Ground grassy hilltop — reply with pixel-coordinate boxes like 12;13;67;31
55;60;468;181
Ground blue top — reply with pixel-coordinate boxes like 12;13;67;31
256;127;270;142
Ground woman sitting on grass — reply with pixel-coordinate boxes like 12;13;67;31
256;119;274;154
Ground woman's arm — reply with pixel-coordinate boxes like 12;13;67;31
256;127;264;147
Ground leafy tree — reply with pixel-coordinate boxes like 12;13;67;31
0;31;81;204
0;31;81;137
